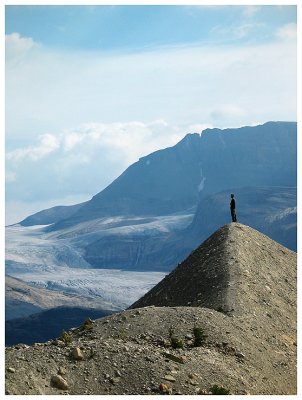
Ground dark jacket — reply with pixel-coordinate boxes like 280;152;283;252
230;198;236;210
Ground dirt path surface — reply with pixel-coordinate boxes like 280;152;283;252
5;224;296;395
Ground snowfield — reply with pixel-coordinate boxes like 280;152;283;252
5;224;167;309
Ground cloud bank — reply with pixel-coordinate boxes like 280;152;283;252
5;24;297;224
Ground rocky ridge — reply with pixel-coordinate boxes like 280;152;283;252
5;224;297;395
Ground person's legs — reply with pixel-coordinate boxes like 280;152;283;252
231;210;237;222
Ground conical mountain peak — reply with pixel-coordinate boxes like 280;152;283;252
130;223;296;317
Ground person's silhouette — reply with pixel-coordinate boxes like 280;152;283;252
230;194;237;222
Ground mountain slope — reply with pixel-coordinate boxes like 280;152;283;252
130;223;296;316
20;203;87;227
21;121;296;231
5;224;296;395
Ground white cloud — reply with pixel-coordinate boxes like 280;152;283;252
7;120;189;168
5;119;198;225
6;34;296;145
5;32;37;65
276;23;297;41
62;131;84;151
5;32;296;222
6;133;60;163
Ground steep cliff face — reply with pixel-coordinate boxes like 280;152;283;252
5;224;296;395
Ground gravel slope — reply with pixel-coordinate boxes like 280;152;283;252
5;223;296;395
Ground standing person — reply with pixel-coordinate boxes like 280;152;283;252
230;193;237;222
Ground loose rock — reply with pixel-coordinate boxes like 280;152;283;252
58;367;67;376
51;375;69;390
163;352;187;364
159;383;172;394
71;347;84;361
164;375;176;382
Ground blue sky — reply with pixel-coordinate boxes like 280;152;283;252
6;5;297;51
5;4;297;224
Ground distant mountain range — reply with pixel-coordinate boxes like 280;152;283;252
13;121;296;273
6;121;297;348
21;121;296;228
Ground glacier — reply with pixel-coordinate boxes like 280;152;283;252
5;224;167;309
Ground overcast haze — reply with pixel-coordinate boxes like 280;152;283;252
5;4;297;225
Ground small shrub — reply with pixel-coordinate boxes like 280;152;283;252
169;326;184;349
113;328;128;340
60;330;72;345
210;385;230;395
170;336;184;349
168;326;174;337
81;318;93;331
193;326;208;347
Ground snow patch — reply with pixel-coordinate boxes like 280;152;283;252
198;167;206;192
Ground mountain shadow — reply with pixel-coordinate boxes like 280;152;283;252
5;307;116;346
